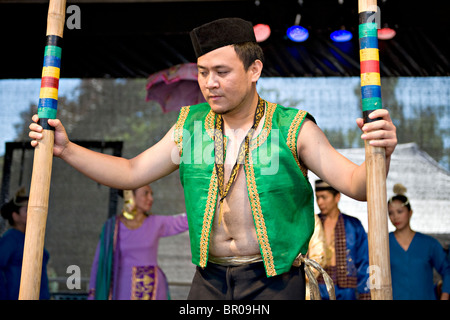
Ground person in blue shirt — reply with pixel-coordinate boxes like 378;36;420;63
388;183;450;300
0;187;50;300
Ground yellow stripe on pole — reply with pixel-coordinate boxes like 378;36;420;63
39;87;59;100
360;48;379;62
361;72;381;86
41;66;60;79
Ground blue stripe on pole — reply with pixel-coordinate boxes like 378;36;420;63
359;36;378;49
43;55;61;68
38;98;58;110
361;85;381;99
37;98;58;119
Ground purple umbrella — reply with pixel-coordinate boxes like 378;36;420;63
146;63;205;113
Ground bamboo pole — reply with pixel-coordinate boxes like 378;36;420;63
358;0;392;300
19;0;66;300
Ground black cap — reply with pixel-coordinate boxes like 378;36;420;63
315;180;337;192
190;18;256;58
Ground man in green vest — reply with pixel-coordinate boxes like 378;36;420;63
29;18;397;299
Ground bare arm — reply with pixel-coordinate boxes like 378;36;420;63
298;109;397;201
29;115;180;190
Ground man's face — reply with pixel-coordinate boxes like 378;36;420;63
315;190;340;215
196;45;258;115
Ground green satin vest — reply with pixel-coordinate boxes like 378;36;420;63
173;100;314;277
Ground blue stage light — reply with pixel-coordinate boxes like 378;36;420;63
287;25;309;42
330;29;353;42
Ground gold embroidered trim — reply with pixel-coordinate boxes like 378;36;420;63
203;101;276;151
249;101;276;152
199;167;218;267
287;110;308;177
204;109;215;140
173;106;190;156
245;152;276;277
199;100;277;273
131;266;158;300
214;97;266;225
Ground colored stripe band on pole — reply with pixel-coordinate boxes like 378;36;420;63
41;77;59;89
43;55;61;68
38;35;62;121
362;97;382;112
359;10;382;121
361;72;380;86
360;60;380;74
38;100;58;119
38;98;58;109
46;34;63;47
41;66;60;79
44;45;62;59
359;36;378;49
38;108;58;120
39;87;59;100
38;118;54;130
360;48;379;62
359;22;378;38
361;85;381;99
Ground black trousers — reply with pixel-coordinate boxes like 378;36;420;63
187;261;305;300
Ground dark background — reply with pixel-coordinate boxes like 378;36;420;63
1;0;449;78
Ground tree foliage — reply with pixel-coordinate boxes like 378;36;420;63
15;79;179;158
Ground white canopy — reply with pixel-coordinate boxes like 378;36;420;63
309;143;450;234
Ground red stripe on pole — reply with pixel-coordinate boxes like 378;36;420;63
41;76;60;89
360;60;380;74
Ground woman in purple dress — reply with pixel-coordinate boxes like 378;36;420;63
88;185;188;300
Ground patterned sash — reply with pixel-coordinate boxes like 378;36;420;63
318;213;358;288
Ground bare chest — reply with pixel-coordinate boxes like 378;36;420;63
209;135;259;257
